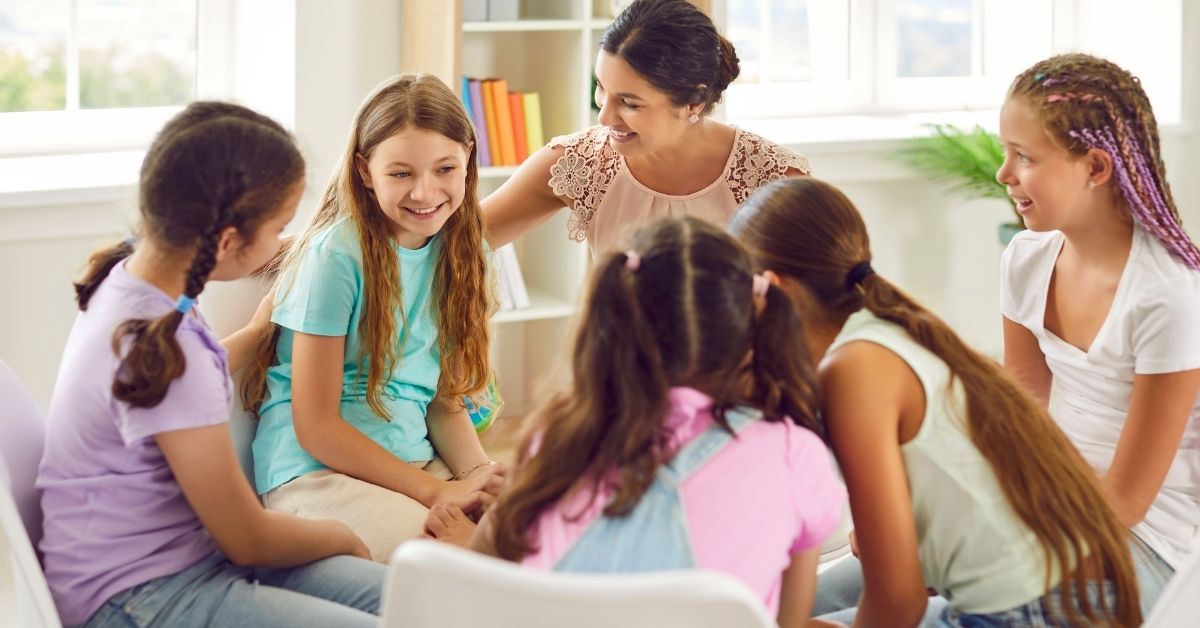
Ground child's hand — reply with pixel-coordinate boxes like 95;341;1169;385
248;292;275;334
325;519;371;560
422;504;477;547
433;472;503;517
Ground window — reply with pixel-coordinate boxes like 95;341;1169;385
720;0;1182;123
0;0;204;156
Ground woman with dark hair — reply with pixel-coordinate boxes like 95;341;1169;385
483;0;810;256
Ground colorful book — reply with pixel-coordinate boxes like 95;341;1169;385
522;92;544;152
480;79;500;166
509;92;528;163
467;79;491;167
460;76;472;119
490;79;518;166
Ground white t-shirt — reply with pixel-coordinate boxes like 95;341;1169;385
1000;226;1200;568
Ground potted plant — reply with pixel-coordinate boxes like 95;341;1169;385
893;123;1024;245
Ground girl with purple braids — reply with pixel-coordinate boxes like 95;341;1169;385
999;52;1200;616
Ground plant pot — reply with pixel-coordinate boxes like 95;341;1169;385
998;223;1024;246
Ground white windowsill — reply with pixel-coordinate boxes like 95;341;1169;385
0;150;144;210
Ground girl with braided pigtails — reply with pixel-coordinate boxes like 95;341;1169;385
38;102;384;628
999;53;1200;616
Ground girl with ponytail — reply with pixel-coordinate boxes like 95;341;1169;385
732;177;1141;627
424;216;845;627
38;102;384;628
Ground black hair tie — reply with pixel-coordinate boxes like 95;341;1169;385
846;261;875;290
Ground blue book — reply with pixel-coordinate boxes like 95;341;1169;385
468;79;492;167
460;75;473;119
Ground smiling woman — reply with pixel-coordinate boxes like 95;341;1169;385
481;0;811;257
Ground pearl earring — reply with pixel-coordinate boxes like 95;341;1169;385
688;113;699;124
1088;180;1097;189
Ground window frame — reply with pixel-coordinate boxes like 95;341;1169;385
0;0;235;158
717;0;1182;123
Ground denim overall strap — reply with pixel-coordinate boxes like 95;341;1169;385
657;406;760;484
554;406;762;574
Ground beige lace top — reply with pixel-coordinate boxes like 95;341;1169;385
547;125;811;255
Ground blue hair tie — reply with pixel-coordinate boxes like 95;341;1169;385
174;295;196;313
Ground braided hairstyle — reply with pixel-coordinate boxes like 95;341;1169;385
73;101;304;408
1010;53;1200;270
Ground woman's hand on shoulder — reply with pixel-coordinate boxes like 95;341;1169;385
482;144;571;248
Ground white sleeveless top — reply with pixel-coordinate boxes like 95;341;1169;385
829;309;1058;613
1001;227;1200;569
547;125;810;256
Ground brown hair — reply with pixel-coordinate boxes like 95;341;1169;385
1009;53;1200;270
600;0;739;115
242;74;491;419
490;216;821;561
73;101;303;408
732;177;1140;626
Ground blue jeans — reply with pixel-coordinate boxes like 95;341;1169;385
813;534;1174;624
81;552;385;628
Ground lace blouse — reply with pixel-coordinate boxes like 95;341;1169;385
547;125;811;255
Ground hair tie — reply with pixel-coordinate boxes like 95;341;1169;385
624;250;641;271
174;295;196;314
846;261;875;290
751;273;769;298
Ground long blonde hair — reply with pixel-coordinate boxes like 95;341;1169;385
732;178;1141;626
243;74;491;419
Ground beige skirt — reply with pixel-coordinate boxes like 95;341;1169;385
262;458;453;563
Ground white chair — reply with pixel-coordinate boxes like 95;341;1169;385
1145;541;1200;627
0;358;63;628
382;539;777;628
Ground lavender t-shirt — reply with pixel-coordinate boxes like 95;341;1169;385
37;260;230;625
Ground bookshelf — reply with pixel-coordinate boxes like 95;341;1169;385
403;0;619;416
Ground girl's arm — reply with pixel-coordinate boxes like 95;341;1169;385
775;548;823;628
1003;316;1053;406
481;145;570;248
426;396;495;477
291;331;500;509
221;293;273;374
156;423;369;567
1103;368;1200;526
821;342;928;628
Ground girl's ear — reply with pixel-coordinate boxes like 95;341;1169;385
1086;147;1115;186
214;225;241;264
354;153;374;190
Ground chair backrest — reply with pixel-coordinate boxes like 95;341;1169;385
1145;541;1200;627
0;359;63;627
0;358;47;547
382;540;776;628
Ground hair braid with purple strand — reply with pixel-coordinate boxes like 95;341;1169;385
1010;53;1200;271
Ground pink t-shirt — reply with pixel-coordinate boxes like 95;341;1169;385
523;387;845;613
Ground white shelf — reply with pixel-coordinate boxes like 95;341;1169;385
479;165;519;179
491;292;576;324
463;20;586;33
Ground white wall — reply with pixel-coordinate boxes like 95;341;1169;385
1;3;1198;411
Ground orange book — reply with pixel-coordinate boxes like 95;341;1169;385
490;79;517;165
509;92;528;163
481;79;500;165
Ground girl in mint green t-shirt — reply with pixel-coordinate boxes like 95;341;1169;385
245;74;501;563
